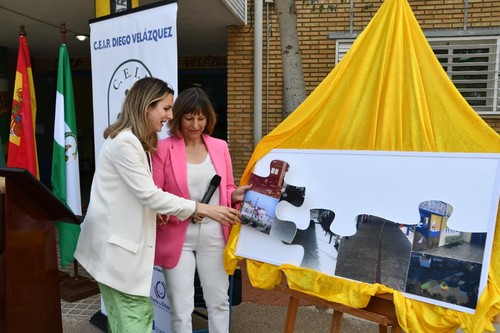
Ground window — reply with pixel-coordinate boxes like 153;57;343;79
336;36;500;114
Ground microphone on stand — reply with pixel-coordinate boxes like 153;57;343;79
192;174;221;223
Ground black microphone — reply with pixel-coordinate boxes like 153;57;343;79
201;174;222;204
192;174;221;223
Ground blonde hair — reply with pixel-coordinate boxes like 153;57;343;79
104;77;174;152
168;87;217;138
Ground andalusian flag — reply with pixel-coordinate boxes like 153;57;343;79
51;44;82;267
7;35;38;178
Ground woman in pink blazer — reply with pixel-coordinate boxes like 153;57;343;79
152;87;250;333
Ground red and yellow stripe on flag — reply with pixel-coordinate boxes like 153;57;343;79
7;35;39;179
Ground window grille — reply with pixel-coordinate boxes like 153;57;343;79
336;36;500;114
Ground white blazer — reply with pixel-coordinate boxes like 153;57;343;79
75;130;195;297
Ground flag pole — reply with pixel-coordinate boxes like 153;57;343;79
19;24;26;37
56;22;72;284
59;21;80;279
60;22;67;44
56;22;98;302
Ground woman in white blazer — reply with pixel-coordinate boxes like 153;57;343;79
74;77;241;333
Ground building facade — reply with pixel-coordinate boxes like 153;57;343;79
14;0;500;188
226;0;500;181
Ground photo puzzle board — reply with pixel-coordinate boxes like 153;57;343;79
236;149;500;313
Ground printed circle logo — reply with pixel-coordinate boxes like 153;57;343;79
107;59;152;125
154;280;166;299
64;132;78;163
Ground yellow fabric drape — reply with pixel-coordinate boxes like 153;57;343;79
224;0;500;332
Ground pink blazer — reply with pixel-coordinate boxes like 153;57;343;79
151;134;237;268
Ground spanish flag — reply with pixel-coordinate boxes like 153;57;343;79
225;0;500;331
7;35;38;179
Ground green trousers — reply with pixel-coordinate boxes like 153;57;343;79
98;283;153;333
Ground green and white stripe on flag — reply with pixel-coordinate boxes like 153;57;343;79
51;44;82;268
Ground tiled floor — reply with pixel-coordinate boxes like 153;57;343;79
57;239;102;322
60;292;101;320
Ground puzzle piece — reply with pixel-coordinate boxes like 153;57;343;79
237;225;305;266
238;158;346;274
275;200;310;231
268;184;306;243
269;217;296;244
279;183;305;206
287;209;341;275
240;160;290;234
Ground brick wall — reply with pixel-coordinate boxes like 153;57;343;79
484;117;500;133
227;0;500;182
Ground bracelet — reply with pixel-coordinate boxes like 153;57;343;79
193;201;198;216
190;201;198;224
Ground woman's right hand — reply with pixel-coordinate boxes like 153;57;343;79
196;203;241;227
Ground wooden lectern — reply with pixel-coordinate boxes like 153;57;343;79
0;168;81;333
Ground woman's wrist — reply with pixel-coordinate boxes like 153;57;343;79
190;201;199;223
196;202;210;218
193;201;198;216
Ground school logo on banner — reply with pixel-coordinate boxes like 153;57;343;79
107;59;152;124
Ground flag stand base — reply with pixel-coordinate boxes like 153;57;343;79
60;274;99;302
58;270;70;282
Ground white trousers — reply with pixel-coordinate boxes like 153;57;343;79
163;220;230;333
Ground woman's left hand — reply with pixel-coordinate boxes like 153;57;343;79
231;184;253;203
157;214;169;225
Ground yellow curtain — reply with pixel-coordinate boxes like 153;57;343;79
224;0;500;331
